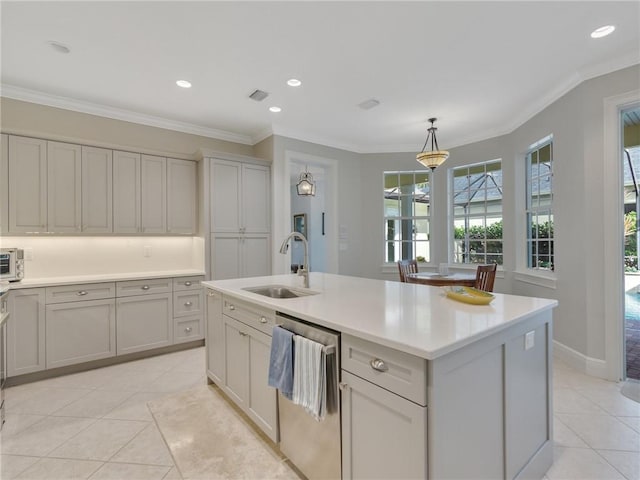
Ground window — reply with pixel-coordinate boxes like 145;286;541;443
526;137;554;271
451;160;503;265
384;171;431;263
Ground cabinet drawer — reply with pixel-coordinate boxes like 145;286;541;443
342;334;427;406
173;291;203;317
222;296;275;336
46;282;116;304
174;315;203;343
117;278;171;297
173;276;204;291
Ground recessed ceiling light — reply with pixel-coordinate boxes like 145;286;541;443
287;78;302;87
269;106;282;113
590;25;616;38
176;80;192;88
48;41;70;54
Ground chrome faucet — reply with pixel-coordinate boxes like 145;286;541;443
279;232;310;288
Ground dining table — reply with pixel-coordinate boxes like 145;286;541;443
406;271;476;287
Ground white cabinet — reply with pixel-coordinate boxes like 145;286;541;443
8;136;47;233
141;154;167;234
205;288;224;385
47;141;82;233
1;134;9;234
210;158;271;280
116;292;173;355
113;150;141;233
7;288;46;376
167;158;197;234
172;276;204;344
81;146;113;233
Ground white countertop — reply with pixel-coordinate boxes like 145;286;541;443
6;269;206;289
203;272;558;360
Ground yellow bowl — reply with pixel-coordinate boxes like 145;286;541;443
442;286;495;305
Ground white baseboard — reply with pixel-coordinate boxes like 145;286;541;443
553;340;609;380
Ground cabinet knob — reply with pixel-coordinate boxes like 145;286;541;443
239;331;248;337
185;327;193;333
77;290;88;296
259;316;267;324
339;382;348;391
184;281;192;287
184;301;192;307
141;285;150;290
369;358;389;373
207;291;216;297
229;304;235;311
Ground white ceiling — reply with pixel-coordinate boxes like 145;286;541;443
2;1;639;153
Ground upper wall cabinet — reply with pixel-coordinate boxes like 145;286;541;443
8;136;47;233
167;158;197;234
82;146;113;233
0;134;9;235
113;150;142;233
47;141;82;233
141;154;167;234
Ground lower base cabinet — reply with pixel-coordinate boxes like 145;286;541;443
341;370;427;480
116;293;172;355
222;314;277;442
46;299;116;368
206;288;225;385
7;288;46;377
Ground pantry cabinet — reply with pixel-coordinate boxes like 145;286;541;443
7;288;46;376
141;154;167;234
113;150;142;233
47;141;82;233
167;158;197;234
8;136;47;234
211;234;270;280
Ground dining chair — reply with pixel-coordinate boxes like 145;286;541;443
397;259;419;283
474;264;497;292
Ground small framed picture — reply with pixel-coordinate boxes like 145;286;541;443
293;213;306;240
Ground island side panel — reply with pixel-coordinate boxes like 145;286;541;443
428;309;553;480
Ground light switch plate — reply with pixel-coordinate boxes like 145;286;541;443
525;330;535;350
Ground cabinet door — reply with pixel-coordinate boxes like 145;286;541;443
241;163;270;233
211;234;241;280
173;290;202;318
113;151;141;233
46;299;116;368
167;158;196;234
206;289;225;384
48;141;82;233
247;327;277;442
210;159;241;233
223;316;248;407
341;371;427;480
0;134;8;234
242;235;271;278
82;146;113;233
9;135;47;233
141;154;167;233
116;293;172;354
7;288;46;377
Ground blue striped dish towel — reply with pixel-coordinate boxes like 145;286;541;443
268;326;294;400
292;335;326;421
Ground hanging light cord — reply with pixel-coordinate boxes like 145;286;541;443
420;118;440;153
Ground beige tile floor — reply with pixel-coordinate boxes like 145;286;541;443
0;346;638;480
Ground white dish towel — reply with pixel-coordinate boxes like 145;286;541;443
292;335;326;421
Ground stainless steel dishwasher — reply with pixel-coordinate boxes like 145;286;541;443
276;312;341;480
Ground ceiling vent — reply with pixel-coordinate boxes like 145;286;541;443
358;98;380;110
249;89;269;102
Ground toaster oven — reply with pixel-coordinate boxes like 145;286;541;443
0;248;24;282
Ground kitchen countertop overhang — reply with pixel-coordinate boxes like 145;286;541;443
203;272;558;360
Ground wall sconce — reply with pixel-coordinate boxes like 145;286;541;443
296;167;316;196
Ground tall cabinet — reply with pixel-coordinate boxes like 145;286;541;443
210;158;271;280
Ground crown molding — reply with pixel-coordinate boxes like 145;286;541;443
270;125;362;154
1;84;254;145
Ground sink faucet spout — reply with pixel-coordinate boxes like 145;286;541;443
279;232;310;288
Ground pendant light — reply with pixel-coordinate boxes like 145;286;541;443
416;117;450;170
296;166;316;196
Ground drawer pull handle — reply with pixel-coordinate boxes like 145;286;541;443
184;301;193;307
229;305;235;311
184;281;192;287
259;316;267;324
239;331;248;337
207;291;216;297
339;382;348;391
370;358;389;372
185;327;193;333
77;291;88;296
141;285;150;290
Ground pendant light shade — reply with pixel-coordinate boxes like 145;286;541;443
416;117;450;170
296;167;316;196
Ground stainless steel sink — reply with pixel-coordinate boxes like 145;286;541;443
242;285;317;299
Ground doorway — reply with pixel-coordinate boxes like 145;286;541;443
623;106;640;380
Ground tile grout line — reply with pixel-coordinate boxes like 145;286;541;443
148;399;186;480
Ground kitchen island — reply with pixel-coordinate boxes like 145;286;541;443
203;272;558;480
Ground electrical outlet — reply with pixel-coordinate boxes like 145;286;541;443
525;330;535;350
144;246;152;258
24;248;33;261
